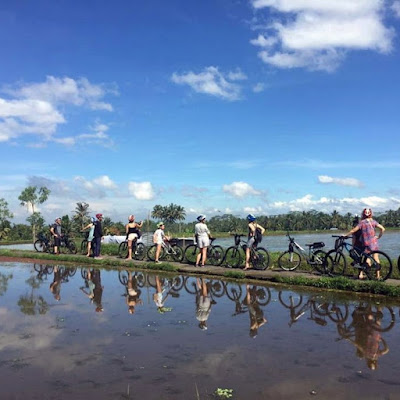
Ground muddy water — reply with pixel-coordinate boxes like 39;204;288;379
1;262;400;400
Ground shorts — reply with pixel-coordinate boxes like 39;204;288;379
87;234;94;242
197;235;210;249
54;237;61;246
247;237;255;248
127;233;138;241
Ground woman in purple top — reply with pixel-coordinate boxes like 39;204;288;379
346;208;385;279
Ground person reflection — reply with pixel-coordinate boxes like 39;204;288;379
345;305;389;370
80;268;95;301
244;284;267;338
49;265;62;301
153;275;172;314
195;278;214;330
91;269;104;312
125;271;143;314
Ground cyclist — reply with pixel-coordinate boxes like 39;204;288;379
81;216;96;257
125;215;143;259
50;217;62;255
93;213;104;259
345;208;385;280
195;215;211;267
244;214;265;270
153;222;170;263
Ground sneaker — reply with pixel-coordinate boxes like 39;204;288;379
155;260;161;264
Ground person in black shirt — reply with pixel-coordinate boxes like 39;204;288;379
93;213;104;259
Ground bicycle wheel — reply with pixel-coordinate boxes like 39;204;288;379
278;291;303;308
278;251;301;271
313;250;329;274
68;241;77;254
81;240;88;254
255;287;271;306
251;247;270;270
184;277;198;294
224;246;241;268
209;245;224;266
364;251;392;281
119;270;129;285
147;245;163;261
133;243;146;260
325;250;346;276
184;244;198;265
118;241;129;258
209;280;225;297
171;275;184;291
34;240;47;252
170;244;184;262
225;282;243;301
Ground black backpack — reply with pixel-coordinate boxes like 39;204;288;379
255;227;263;244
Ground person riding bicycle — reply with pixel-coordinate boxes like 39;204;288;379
153;222;170;263
50;217;62;255
125;215;143;259
244;214;265;270
195;215;211;267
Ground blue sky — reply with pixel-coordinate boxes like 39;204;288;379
1;0;400;224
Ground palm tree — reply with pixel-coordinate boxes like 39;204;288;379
73;202;91;231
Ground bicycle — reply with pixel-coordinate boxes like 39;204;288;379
147;238;184;262
277;232;329;274
183;237;224;266
118;238;146;261
34;233;53;253
58;234;77;254
325;235;392;281
222;234;270;270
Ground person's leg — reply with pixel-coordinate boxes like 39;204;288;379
127;239;132;259
201;247;207;266
155;243;162;262
94;237;101;257
195;247;202;267
86;241;92;257
244;247;251;269
373;252;381;279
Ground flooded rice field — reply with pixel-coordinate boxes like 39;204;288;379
1;261;400;400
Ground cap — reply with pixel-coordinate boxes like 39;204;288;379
157;222;164;228
96;213;103;219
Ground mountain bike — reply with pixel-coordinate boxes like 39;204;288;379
183;237;224;266
58;234;77;254
147;238;184;262
222;234;270;270
277;232;329;274
325;235;392;281
34;233;53;253
118;238;146;260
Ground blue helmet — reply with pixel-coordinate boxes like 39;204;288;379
91;216;96;223
247;214;256;222
197;214;206;222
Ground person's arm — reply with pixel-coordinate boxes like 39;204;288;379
137;221;143;228
257;224;266;234
345;225;359;238
376;223;385;238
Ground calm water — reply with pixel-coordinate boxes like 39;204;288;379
1;262;400;399
3;231;399;258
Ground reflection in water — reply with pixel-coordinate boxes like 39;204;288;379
0;271;13;296
1;262;400;399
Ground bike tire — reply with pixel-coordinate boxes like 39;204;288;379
363;251;392;281
224;246;241;268
278;291;303;308
170;244;184;262
184;244;198;265
119;270;129;285
34;240;48;253
171;275;184;291
184;277;198;294
81;239;88;255
209;280;225;297
147;244;163;261
278;250;301;271
313;250;329;274
118;241;129;258
209;245;224;266
325;250;346;276
133;243;146;261
252;247;270;270
256;287;271;306
68;241;77;254
225;282;243;301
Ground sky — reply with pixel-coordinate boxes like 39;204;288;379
1;0;400;224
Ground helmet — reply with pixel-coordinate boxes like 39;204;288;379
91;216;96;223
197;214;206;222
157;222;164;228
247;214;256;222
128;214;134;221
96;213;103;219
55;217;61;222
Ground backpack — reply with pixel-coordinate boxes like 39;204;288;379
255;227;263;244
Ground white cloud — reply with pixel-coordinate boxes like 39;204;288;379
223;181;261;198
93;175;117;189
250;0;395;71
171;66;243;101
128;181;155;200
0;76;115;144
318;175;363;187
392;1;400;18
252;82;266;93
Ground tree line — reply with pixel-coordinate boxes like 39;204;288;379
1;186;400;241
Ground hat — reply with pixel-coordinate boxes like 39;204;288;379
197;214;206;222
96;213;103;219
157;222;164;228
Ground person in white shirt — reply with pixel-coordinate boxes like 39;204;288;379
195;215;211;267
153;222;169;263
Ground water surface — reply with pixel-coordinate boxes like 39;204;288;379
1;261;400;399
